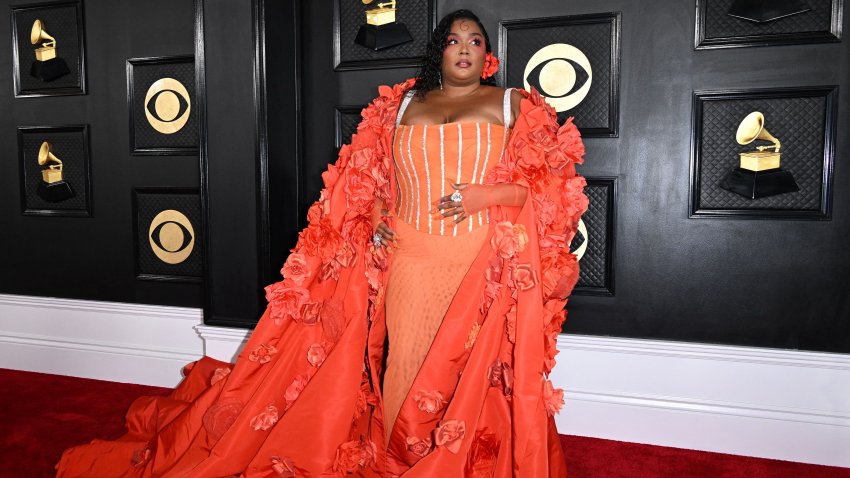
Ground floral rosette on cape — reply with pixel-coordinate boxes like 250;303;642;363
484;87;588;395
265;78;415;325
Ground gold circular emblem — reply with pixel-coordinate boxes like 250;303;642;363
572;219;589;262
149;209;195;264
523;43;592;113
144;78;191;134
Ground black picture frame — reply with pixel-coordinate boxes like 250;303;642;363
695;0;843;49
333;0;436;71
10;0;86;97
132;187;203;283
334;104;365;148
571;177;617;296
498;12;621;138
17;124;92;217
689;86;837;220
126;55;198;156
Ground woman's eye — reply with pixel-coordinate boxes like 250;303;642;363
471;39;481;46
447;38;458;45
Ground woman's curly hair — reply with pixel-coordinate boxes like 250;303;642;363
414;9;496;99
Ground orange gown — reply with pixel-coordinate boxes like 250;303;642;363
54;80;588;477
383;90;514;442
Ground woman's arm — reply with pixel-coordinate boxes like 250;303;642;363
434;183;527;223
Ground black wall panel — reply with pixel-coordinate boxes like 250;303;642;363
3;0;846;354
291;0;849;353
0;0;199;307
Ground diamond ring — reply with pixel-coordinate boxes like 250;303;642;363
372;233;383;248
450;190;463;203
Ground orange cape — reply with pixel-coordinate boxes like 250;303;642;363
55;80;587;477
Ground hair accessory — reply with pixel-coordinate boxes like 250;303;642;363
481;52;500;80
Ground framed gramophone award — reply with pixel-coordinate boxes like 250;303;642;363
689;86;837;220
333;0;435;70
127;55;198;155
17;125;92;217
695;0;842;49
10;0;86;97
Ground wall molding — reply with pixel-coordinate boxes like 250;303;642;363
0;293;204;387
1;294;848;468
551;334;850;468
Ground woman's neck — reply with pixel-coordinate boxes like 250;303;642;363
440;81;481;98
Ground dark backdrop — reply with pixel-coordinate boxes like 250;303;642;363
290;0;849;353
2;0;847;354
0;0;199;307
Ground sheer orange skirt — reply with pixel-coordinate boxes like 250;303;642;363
382;216;489;440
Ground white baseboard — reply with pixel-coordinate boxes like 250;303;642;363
1;293;848;468
551;334;850;468
194;324;251;363
0;293;204;387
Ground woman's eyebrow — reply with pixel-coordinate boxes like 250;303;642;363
448;31;483;37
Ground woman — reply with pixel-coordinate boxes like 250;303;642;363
55;9;586;478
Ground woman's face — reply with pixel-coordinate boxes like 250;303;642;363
441;18;486;85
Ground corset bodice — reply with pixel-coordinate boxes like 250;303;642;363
392;121;509;236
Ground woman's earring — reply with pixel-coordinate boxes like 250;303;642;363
439;71;443;90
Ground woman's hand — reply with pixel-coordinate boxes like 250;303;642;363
433;183;490;224
371;202;396;248
433;183;528;224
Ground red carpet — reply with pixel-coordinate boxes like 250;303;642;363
1;368;848;478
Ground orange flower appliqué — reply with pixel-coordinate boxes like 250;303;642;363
406;436;433;458
543;380;565;416
333;438;377;473
306;343;327;367
281;253;310;286
270;455;296;477
210;367;231;386
481;52;500;79
249;343;278;364
250;404;279;431
488;359;514;397
434;419;466;454
284;374;309;408
490;221;519;259
513;263;539;291
413;390;447;414
264;284;310;326
513;223;529;253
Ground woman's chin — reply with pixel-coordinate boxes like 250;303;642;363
445;71;482;84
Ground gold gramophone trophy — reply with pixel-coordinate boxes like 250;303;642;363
354;0;413;51
30;19;70;81
35;141;75;202
719;112;799;199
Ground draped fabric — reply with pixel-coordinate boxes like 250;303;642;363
55;79;587;477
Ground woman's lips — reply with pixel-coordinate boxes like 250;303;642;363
456;60;471;68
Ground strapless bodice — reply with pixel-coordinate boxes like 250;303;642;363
392;121;510;236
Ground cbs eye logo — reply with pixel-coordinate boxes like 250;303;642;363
570;219;589;262
148;209;195;264
144;78;191;134
523;43;592;113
